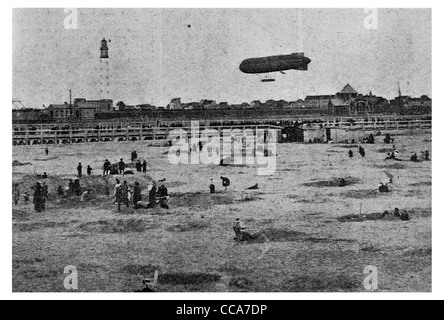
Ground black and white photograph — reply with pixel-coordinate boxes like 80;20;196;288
6;3;439;300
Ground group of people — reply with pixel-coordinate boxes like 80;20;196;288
348;147;366;158
380;208;410;221
208;177;231;193
113;178;170;212
77;163;93;178
103;152;148;177
411;150;431;162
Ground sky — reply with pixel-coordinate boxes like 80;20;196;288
12;8;432;108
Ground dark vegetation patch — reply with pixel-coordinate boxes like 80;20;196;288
410;181;432;187
158;273;221;285
377;148;396;154
261;228;307;242
121;264;159;275
303;238;356;244
229;277;254;290
170;192;233;210
12;209;33;222
12;160;32;167
333;145;359;149
282;274;360;292
403;248;432;257
217;263;245;274
14;221;73;232
338;213;399;223
340;189;381;199
375;163;406;170
338;208;431;223
78;219;155;233
166;220;210;233
303;177;361;188
237;195;264;202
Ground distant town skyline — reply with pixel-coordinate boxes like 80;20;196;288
13;8;431;108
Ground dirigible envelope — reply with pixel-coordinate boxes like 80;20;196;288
240;53;311;74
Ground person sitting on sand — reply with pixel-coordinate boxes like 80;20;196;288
424;150;431;161
247;184;259;190
233;218;247;241
156;183;170;209
349;150;354;158
379;183;389;193
232;219;256;242
394;208;401;218
80;189;92;202
400;210;410;221
410;153;419;162
339;179;347;187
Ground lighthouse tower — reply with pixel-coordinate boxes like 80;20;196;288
100;39;110;99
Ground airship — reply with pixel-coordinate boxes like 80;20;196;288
240;53;311;74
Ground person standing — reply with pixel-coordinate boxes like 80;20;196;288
41;183;49;211
113;178;121;203
77;163;83;178
136;160;142;173
45;148;49;156
117;181;130;212
142;160;147;174
87;165;93;176
74;179;81;196
147;183;157;209
119;159;125;175
68;179;75;196
133;182;142;208
103;159;111;176
349;150;354;158
209;179;216;194
32;182;43;212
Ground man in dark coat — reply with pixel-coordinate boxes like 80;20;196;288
119;159;125;175
77;163;83;178
32;182;43;212
142;160;147;174
156;183;169;209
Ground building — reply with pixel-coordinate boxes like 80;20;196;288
328;98;350;116
304;95;335;109
287;99;305;109
46;103;95;120
168;98;183;110
137;104;156;111
74;98;113;113
12;109;46;122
